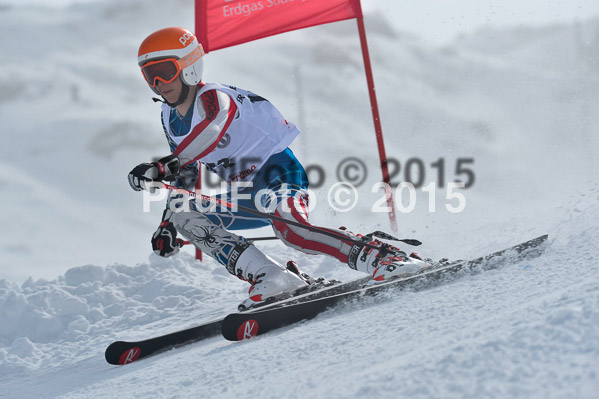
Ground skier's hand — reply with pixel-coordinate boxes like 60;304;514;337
128;154;180;192
152;221;181;258
128;162;159;192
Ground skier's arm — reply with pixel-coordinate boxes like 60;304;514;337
173;89;238;167
128;89;235;191
159;110;200;191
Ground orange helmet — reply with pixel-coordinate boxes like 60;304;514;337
138;27;204;93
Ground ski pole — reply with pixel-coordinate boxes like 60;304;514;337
160;182;421;250
180;236;279;247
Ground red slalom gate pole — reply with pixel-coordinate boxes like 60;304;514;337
356;16;398;233
194;165;203;260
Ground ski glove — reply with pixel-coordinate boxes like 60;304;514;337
152;209;182;258
128;154;180;192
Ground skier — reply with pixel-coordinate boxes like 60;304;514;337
128;27;428;308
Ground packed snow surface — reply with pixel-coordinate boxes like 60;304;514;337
1;0;598;397
1;198;598;398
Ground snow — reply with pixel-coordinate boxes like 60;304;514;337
1;0;599;397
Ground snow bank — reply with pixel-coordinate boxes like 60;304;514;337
0;253;247;373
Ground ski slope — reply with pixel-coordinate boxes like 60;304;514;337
1;198;598;398
1;0;598;397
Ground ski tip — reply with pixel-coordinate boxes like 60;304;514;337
105;341;142;365
236;319;259;341
222;315;260;342
118;347;142;365
527;234;549;246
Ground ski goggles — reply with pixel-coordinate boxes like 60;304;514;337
141;58;184;87
140;45;205;88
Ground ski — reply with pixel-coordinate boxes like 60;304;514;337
221;234;548;341
104;317;223;365
105;235;548;363
103;282;343;365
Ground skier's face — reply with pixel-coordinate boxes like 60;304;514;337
156;77;183;104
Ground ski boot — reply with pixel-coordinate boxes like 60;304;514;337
238;259;340;311
347;234;431;285
235;246;309;311
370;247;430;284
